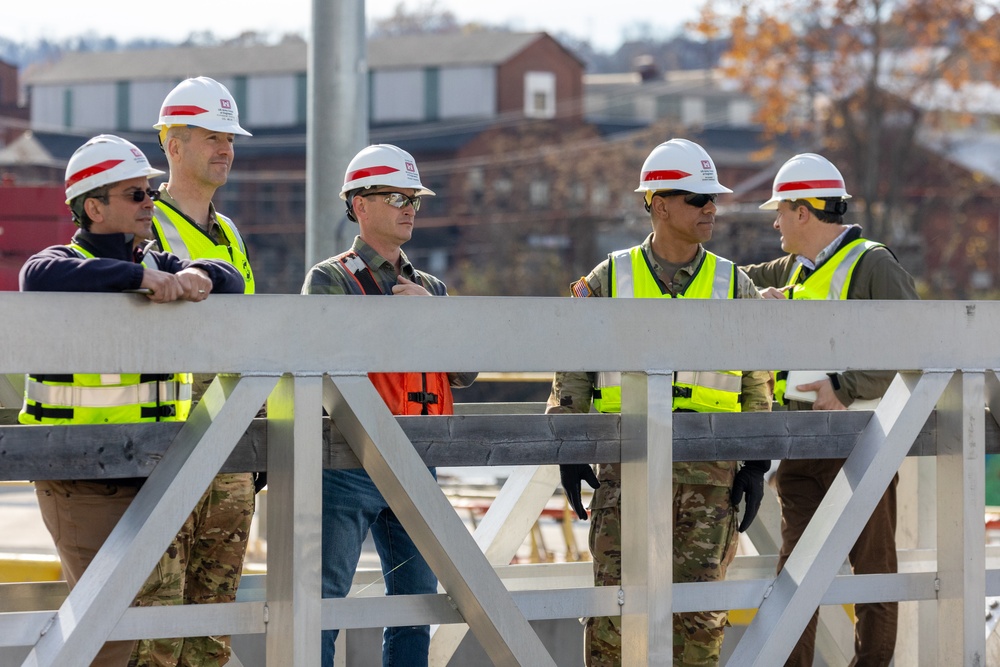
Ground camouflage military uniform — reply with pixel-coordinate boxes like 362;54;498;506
128;188;259;667
548;236;772;667
129;474;255;667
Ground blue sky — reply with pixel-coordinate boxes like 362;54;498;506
4;0;702;52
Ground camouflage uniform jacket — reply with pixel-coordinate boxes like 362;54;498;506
546;234;772;493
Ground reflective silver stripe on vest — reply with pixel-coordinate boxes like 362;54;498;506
827;242;875;299
153;208;190;259
216;213;247;254
711;258;734;299
26;380;192;408
674;371;741;393
611;249;634;297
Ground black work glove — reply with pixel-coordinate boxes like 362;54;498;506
731;460;771;532
560;464;601;520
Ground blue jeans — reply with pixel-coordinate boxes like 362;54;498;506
321;467;437;667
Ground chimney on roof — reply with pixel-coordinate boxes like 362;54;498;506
633;55;659;82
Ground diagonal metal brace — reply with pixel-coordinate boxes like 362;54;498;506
324;375;557;667
730;371;952;666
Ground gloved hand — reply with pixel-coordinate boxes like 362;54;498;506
560;464;601;520
731;460;771;532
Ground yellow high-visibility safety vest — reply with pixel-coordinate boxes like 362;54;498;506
592;245;742;414
152;202;255;294
773;238;884;404
18;244;192;425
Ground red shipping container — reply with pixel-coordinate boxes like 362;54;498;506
0;186;75;256
0;255;27;291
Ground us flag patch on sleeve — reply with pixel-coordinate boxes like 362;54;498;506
571;278;592;298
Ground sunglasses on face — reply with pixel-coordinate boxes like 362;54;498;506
653;191;718;208
362;191;421;211
111;188;160;203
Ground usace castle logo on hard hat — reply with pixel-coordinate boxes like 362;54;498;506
130;148;143;158
220;99;232;110
405;161;416;173
701;160;711;170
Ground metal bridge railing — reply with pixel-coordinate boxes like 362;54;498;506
0;293;996;666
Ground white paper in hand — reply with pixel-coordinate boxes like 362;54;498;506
784;370;880;410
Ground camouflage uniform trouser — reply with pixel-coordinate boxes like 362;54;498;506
586;479;739;667
129;472;255;667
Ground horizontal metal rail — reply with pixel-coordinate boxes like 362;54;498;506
0;410;990;482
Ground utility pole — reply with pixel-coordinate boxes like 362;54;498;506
306;0;368;270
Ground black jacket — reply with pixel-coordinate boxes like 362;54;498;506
20;229;245;294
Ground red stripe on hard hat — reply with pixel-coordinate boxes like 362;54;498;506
346;165;400;182
162;104;209;117
65;159;125;188
776;179;844;192
642;169;692;182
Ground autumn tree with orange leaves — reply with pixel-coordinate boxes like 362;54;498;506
695;0;1000;244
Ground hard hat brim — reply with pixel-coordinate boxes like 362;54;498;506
760;193;852;210
153;121;252;137
634;184;733;195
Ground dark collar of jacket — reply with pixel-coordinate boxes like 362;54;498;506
71;230;138;262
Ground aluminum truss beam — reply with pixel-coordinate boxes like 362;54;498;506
323;375;557;667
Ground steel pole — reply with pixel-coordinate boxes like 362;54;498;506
306;0;368;271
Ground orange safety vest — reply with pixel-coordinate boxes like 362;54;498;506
336;250;454;416
368;371;453;416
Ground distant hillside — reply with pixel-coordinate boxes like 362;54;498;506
0;35;178;69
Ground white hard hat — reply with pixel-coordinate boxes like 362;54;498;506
760;153;851;210
635;138;732;195
154;76;251;136
340;144;435;200
64;134;165;204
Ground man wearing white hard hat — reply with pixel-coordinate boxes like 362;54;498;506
151;76;254;289
742;153;918;666
129;76;258;667
19;134;244;667
302;144;475;666
548;138;772;666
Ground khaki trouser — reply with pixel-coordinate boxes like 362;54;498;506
37;474;255;667
35;480;144;667
775;458;899;667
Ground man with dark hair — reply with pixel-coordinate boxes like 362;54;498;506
742;152;919;667
20;134;244;667
552;138;772;667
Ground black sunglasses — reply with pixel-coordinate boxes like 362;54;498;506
111;188;160;203
653;191;718;208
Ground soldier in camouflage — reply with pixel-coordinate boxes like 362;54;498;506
549;139;772;666
127;77;260;667
129;473;255;666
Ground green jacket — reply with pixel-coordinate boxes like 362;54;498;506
741;225;919;406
